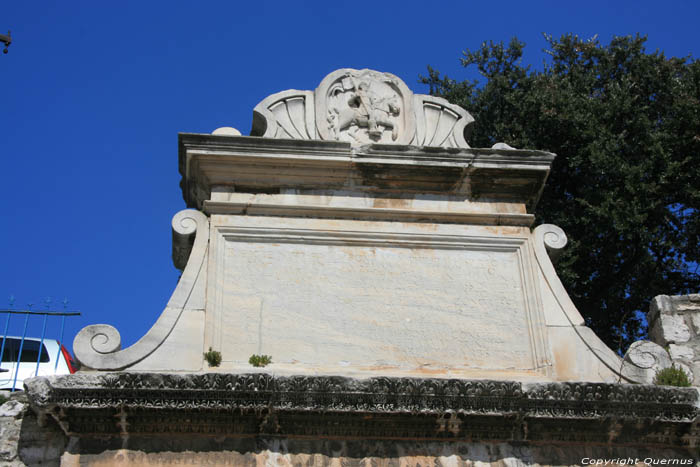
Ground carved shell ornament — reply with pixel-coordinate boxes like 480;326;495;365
251;68;475;148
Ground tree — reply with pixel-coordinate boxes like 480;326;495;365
422;34;700;352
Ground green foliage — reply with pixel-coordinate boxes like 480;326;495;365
203;347;222;367
249;354;272;367
423;34;700;352
654;365;692;387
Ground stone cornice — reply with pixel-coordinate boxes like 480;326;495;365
26;373;699;447
178;134;555;212
202;199;535;226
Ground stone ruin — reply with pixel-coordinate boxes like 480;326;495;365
12;69;699;465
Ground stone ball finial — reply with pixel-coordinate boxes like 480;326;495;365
212;127;242;136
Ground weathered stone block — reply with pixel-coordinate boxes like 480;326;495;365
651;314;691;345
647;293;700;386
0;392;67;467
0;394;26;466
691;312;700;334
0;400;24;418
668;343;695;361
17;410;67;467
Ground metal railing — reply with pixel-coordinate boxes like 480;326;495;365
0;301;80;392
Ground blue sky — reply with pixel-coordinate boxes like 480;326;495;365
1;1;699;352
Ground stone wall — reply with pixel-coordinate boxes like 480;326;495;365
648;294;700;385
0;393;25;466
59;440;699;467
0;392;67;466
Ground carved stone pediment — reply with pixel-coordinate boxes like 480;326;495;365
251;68;474;148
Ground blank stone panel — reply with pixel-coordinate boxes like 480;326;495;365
219;239;534;371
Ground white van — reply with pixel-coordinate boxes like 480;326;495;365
0;337;76;391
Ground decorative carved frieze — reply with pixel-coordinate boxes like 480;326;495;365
26;373;699;446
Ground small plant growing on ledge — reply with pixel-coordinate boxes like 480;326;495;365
653;365;691;387
203;347;222;367
249;354;272;367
